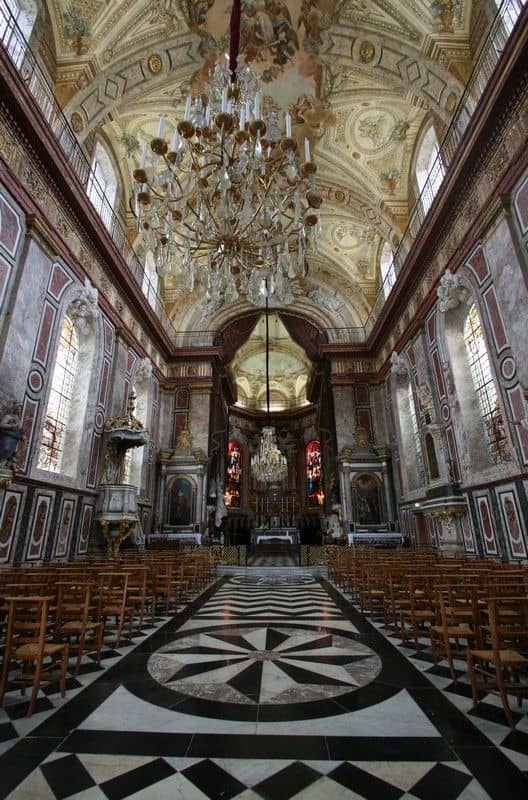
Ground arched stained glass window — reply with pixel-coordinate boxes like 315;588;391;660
38;315;78;472
463;304;507;462
226;441;242;507
306;440;323;507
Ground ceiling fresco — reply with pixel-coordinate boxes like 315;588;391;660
36;1;480;374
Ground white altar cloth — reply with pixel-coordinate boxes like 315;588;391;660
256;534;293;545
347;532;403;546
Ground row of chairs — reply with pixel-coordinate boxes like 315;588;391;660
329;548;528;727
0;549;217;715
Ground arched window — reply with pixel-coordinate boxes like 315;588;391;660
226;441;242;507
142;251;159;309
38;315;78;473
415;125;445;215
306;440;323;506
463;303;507;463
494;0;522;37
394;373;423;493
87;140;118;231
379;241;396;299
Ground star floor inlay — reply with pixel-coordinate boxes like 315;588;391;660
147;625;382;709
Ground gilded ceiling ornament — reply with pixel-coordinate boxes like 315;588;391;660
359;40;375;63
147;54;163;75
71;112;84;133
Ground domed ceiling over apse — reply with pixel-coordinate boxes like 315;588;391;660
45;0;476;335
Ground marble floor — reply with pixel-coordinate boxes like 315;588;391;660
1;575;528;799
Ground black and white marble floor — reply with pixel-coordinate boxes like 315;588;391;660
2;576;528;799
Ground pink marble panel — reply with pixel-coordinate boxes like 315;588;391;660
173;411;188;446
0;195;22;256
0;254;9;309
175;388;190;409
103;318;114;355
0;491;22;563
54;498;75;558
461;515;475;553
426;311;436;345
27;494;52;560
476;495;498;555
356;408;372;439
466;247;490;284
446;426;460;482
122;380;130;414
507;385;528;464
98;358;110;407
17;397;39;472
127;350;137;375
354;385;369;405
77;504;93;554
497;489;527;558
431;350;446;399
87;433;101;488
34;302;56;366
48;263;72;300
483;286;508;354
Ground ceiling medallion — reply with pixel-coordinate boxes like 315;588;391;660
70;112;83;133
131;0;322;307
359;40;375;63
147;54;163;75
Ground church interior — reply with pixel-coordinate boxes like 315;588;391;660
1;0;528;797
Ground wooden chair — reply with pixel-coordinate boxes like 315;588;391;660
467;597;528;727
429;587;481;682
96;573;130;648
0;596;69;715
54;582;103;675
400;576;438;652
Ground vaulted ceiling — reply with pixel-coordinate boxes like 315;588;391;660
38;1;482;349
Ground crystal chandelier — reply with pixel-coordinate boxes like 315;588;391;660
132;0;322;307
251;281;288;483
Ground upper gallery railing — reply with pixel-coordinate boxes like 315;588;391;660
0;0;524;348
365;0;526;336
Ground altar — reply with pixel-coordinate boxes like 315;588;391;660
147;531;202;546
250;528;300;546
347;531;403;547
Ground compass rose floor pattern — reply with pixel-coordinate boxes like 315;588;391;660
2;576;528;799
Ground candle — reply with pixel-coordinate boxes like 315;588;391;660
221;87;228;113
170;128;178;151
205;105;211;126
239;106;245;131
245;99;251;122
304;137;310;162
184;95;192;121
285;112;291;138
157;114;165;138
140;143;147;169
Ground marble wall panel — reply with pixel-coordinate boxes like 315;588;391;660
496;485;527;559
26;492;53;560
54;496;76;559
0;192;22;257
474;493;499;556
0;489;24;563
77;503;93;555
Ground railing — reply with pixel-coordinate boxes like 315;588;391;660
170;331;219;349
369;0;526;335
0;2;179;343
0;0;525;351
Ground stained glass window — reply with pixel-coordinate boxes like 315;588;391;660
306;440;323;507
38;315;78;472
226;441;242;507
463;304;507;462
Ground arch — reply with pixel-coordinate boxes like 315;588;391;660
439;278;509;474
36;286;99;478
413;122;445;216
392;363;424;494
87;139;120;231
